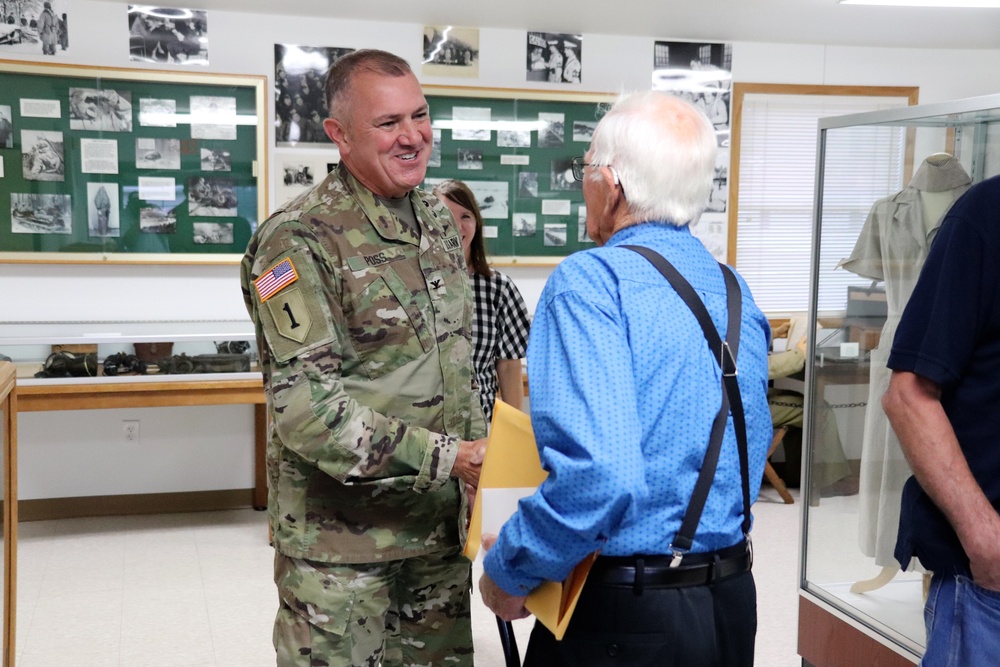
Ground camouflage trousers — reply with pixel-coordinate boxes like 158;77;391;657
273;548;474;667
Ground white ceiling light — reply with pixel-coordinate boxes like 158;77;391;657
839;0;1000;6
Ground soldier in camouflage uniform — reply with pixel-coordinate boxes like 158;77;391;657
241;49;488;667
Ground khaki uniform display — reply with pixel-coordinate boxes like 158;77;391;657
839;155;971;568
241;163;485;665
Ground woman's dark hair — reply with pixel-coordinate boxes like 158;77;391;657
433;179;492;277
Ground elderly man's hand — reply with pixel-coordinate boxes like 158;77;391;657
478;534;530;621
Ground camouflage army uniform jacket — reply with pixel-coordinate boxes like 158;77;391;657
241;163;486;563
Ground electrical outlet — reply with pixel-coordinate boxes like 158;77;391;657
123;420;140;444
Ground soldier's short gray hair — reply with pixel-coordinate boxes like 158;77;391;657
325;49;413;120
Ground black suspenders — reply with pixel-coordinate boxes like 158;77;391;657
622;245;752;567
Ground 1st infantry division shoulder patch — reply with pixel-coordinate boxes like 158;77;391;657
255;257;299;303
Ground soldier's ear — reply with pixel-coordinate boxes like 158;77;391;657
324;118;346;148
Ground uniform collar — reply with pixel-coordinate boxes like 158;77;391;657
332;162;423;246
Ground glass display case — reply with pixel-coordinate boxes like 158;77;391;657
1;321;267;516
799;93;1000;666
0;319;259;384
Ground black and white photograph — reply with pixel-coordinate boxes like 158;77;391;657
550;158;581;192
277;157;325;204
128;6;208;66
466;180;509;220
706;177;728;213
428;129;442;168
572;120;597;142
87;182;120;238
188;176;237;216
422;25;479;78
193;221;233;245
282;162;316;187
139;204;177;233
0;105;12;148
715;147;730;181
526;32;582;84
512;212;536;237
457;148;483;170
190;95;236;140
200;146;232;171
11;192;71;234
428;177;509;220
69;87;133;132
689;215;727;262
653;40;732;131
538;112;565;148
518;172;539;198
139;98;177;127
21;129;63;181
543;222;567;247
498;129;531;148
578;205;593;243
451;106;491;141
127;182;182;232
135;137;181;170
0;0;70;57
275;44;354;146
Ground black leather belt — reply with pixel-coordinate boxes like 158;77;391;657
590;542;751;590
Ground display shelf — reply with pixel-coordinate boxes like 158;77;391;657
0;318;255;344
0;319;259;381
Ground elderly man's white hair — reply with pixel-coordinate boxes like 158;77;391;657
588;90;717;226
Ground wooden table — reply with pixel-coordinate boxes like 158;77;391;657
16;376;268;510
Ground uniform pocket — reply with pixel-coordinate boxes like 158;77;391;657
275;556;356;637
346;267;434;379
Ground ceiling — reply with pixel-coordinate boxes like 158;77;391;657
115;0;1000;50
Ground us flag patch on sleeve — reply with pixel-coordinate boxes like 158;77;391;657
255;258;298;303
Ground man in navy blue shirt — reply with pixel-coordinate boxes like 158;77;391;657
883;174;1000;667
478;91;771;665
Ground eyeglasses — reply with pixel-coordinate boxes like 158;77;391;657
571;157;622;190
571;157;592;182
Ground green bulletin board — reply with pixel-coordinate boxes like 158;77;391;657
0;59;267;264
423;86;614;263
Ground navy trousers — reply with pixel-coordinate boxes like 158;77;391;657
522;569;757;666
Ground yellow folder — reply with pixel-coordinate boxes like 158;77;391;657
465;400;598;641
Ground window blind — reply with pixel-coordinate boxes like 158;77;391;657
736;93;909;314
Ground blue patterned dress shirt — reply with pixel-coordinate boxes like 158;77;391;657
483;222;772;595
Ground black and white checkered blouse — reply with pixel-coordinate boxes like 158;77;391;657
471;269;531;424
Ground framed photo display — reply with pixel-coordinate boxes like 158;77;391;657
0;59;266;264
422;85;615;263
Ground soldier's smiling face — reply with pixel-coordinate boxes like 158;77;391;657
324;71;432;199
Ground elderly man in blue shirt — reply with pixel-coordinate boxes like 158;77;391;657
479;90;772;666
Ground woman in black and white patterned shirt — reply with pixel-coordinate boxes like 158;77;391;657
434;180;531;425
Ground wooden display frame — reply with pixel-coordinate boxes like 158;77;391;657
0;59;268;265
0;362;17;667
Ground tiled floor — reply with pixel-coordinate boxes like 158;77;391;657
11;488;801;666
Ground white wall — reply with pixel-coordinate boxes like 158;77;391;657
3;2;1000;499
